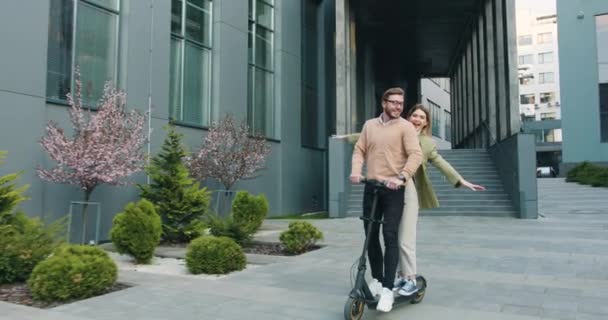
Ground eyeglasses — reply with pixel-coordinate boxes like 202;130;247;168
384;99;404;106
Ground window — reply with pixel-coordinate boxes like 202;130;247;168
46;0;120;106
538;52;553;64
520;77;534;85
518;54;534;65
522;115;535;122
538;32;552;44
444;110;451;142
540;92;555;104
597;15;608;142
540;112;557;121
169;0;213;127
518;35;532;46
248;0;275;137
520;94;536;105
539;72;554;84
301;0;324;148
427;100;441;137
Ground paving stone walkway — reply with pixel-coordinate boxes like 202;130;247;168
2;178;608;319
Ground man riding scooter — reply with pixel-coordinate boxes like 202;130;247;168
349;87;422;312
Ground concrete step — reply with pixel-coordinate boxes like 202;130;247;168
434;193;511;200
428;172;501;178
438;156;494;161
427;178;503;185
437;199;513;206
434;190;509;196
348;199;512;208
344;149;516;218
420;210;516;217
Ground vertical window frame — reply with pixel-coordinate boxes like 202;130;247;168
169;0;214;128
46;0;121;107
248;0;276;138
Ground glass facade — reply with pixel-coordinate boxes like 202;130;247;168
46;0;119;106
169;0;213;127
597;14;608;142
248;0;275;138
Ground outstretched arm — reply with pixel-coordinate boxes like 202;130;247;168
350;127;367;183
459;178;486;191
428;143;485;191
333;133;361;144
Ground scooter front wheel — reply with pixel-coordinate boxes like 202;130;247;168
410;289;425;304
343;297;365;320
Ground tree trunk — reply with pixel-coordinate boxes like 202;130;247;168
81;189;92;244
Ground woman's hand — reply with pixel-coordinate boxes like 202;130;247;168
460;179;486;191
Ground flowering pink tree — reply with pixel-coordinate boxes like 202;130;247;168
186;114;271;190
37;75;146;242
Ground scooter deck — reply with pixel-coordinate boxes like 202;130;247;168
366;277;427;309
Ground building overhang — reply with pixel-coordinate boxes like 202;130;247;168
351;0;484;78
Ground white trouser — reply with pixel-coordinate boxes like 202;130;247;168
398;178;419;277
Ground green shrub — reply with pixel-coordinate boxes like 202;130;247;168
185;236;246;275
0;212;64;284
27;245;117;302
0;151;29;226
110;199;161;264
206;214;252;245
139;126;211;243
566;162;592;183
589;167;608;187
206;192;269;245
279;221;323;255
232;191;268;234
566;162;608;187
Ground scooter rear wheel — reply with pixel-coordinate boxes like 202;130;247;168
343;297;365;320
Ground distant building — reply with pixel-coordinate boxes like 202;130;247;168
517;10;562;171
557;0;608;171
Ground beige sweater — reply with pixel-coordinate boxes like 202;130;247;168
351;117;422;181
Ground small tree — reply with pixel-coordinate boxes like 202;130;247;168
186;114;271;190
0;151;29;225
139;126;210;243
37;74;146;243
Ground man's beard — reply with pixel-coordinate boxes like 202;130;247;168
387;111;401;119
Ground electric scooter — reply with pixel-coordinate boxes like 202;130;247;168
344;178;427;320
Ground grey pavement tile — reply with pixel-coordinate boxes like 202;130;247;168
540;308;577;320
501;304;544;317
575;312;608;320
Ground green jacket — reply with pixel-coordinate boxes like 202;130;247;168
414;135;462;209
345;133;462;209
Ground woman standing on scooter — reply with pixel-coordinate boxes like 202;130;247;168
392;104;485;296
337;103;485;297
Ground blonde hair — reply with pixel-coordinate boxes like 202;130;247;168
406;104;432;136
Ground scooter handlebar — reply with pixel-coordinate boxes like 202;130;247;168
360;178;386;188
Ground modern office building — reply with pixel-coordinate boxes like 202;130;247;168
557;0;608;171
517;13;562;124
0;0;537;241
0;0;336;241
421;78;453;150
516;9;562;171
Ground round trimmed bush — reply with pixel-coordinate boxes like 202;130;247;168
232;191;269;234
279;221;324;254
185;236;246;274
27;245;117;302
110;199;161;264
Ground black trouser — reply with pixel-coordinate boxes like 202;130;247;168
363;183;404;289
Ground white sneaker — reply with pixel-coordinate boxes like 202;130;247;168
376;288;394;312
368;278;382;297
